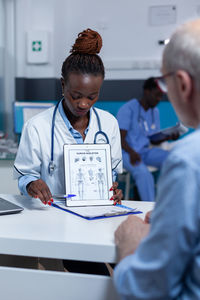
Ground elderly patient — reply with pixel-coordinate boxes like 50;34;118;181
114;18;200;299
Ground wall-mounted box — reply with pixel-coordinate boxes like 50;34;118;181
27;31;50;64
149;5;176;26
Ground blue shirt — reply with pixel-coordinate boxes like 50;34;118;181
114;128;200;299
117;99;160;153
18;102;117;195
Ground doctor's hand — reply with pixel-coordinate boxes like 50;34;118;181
129;149;141;165
26;179;52;205
110;181;123;205
115;215;150;262
154;132;180;144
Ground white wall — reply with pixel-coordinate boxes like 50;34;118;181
15;0;200;80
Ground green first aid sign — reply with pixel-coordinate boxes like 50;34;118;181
32;41;42;51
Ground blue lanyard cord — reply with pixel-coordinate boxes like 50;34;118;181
138;104;155;131
48;99;61;175
94;130;109;144
49;103;109;174
51;100;61;161
50;104;103;162
93;107;102;131
93;108;109;144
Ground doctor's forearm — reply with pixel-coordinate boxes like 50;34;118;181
18;175;38;196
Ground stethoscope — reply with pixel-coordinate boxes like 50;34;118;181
48;99;110;175
138;103;156;132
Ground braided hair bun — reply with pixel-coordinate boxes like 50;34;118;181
61;28;105;80
70;28;102;55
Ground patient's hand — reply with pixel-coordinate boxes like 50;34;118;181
144;210;152;224
115;215;150;262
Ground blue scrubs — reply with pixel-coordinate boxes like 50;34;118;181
117;99;168;201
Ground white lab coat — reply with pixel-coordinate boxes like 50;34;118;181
14;106;122;195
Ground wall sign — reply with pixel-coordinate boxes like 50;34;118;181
27;31;49;64
149;5;177;26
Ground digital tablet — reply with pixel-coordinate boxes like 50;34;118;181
63;144;113;206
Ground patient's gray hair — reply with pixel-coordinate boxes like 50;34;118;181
163;19;200;91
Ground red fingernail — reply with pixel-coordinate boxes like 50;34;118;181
110;196;114;200
34;196;38;198
114;202;116;205
50;198;54;202
109;187;113;191
47;201;52;206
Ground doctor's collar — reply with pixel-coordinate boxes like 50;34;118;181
58;100;92;133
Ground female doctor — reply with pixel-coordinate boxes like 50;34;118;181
14;28;123;205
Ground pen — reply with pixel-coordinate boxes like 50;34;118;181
52;194;76;199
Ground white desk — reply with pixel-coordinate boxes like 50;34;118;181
0;194;154;300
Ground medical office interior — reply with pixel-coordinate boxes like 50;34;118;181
0;0;199;196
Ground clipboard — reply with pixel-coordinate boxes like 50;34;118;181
149;122;188;142
49;202;142;220
63;144;113;207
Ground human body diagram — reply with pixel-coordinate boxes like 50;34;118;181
70;150;109;201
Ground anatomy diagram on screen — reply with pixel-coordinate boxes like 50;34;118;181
96;168;105;199
88;169;94;181
76;168;85;200
68;149;109;201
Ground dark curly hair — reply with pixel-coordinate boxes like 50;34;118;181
143;77;158;91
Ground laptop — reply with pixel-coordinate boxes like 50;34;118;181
0;197;24;215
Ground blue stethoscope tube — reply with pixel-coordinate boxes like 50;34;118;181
48;99;110;175
138;103;156;132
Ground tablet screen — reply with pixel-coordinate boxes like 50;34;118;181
63;144;113;206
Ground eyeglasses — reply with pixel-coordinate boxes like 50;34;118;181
155;72;175;93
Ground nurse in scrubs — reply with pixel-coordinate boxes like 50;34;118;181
14;29;123;205
117;77;177;202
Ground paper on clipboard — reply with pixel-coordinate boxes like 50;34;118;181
63;205;137;218
51;202;142;220
63;144;113;206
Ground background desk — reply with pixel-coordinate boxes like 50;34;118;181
0;194;154;300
